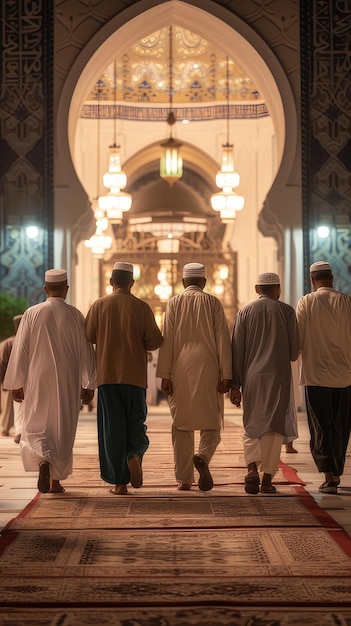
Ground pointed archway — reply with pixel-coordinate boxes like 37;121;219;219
55;0;300;309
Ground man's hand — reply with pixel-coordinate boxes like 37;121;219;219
217;379;231;394
230;388;241;407
12;388;24;403
161;378;173;395
81;388;94;405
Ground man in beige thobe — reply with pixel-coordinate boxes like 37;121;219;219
156;262;232;491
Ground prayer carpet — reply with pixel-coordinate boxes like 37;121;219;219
1;414;351;625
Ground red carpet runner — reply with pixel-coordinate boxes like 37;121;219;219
0;415;351;625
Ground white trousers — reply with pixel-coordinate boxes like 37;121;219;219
243;432;283;476
172;425;221;483
13;401;24;437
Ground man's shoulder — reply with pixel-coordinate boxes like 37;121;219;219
65;302;85;319
279;300;296;314
128;293;153;309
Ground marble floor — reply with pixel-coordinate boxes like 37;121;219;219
1;397;351;536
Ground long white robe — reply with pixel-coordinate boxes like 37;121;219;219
232;295;299;439
4;298;96;480
156;286;232;430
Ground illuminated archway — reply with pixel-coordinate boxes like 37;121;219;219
56;0;299;307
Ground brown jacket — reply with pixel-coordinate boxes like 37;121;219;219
85;290;163;388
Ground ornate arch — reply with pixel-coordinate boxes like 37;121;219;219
56;0;300;302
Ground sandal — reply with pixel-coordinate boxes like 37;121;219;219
38;461;50;493
319;481;338;494
244;474;260;494
260;484;277;493
193;454;213;491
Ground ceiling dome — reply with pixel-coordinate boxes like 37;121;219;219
86;25;261;105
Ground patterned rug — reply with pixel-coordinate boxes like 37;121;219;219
1;417;351;625
1;606;351;626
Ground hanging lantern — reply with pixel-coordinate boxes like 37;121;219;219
160;27;183;185
211;57;244;222
160;136;183;185
98;61;132;221
84;229;112;258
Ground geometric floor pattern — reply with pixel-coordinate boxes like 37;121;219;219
1;407;351;625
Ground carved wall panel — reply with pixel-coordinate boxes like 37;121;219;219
301;0;351;293
0;0;54;304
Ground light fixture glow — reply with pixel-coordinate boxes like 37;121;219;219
84;231;112;258
211;57;244;222
160;26;183;185
317;225;330;238
98;60;132;223
26;226;39;239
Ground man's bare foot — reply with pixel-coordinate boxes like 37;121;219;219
285;442;298;453
1;431;9;437
13;434;21;444
127;455;143;488
177;482;192;491
50;479;65;493
109;484;128;495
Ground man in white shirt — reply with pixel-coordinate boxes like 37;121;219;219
4;269;96;494
296;261;351;494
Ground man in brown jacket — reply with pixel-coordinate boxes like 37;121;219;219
85;262;163;495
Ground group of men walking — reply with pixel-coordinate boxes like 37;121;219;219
3;260;351;497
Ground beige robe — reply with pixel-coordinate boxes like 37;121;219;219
156;286;232;430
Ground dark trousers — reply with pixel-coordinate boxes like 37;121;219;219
305;385;351;476
97;384;149;485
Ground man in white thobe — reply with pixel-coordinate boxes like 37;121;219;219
230;272;299;494
296;260;351;494
156;262;232;491
4;269;96;494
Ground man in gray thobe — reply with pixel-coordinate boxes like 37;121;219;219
230;272;299;494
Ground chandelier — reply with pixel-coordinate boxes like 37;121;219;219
129;215;207;253
160;26;183;186
211;56;244;222
85;82;113;257
154;260;176;301
98;60;132;222
84;228;112;258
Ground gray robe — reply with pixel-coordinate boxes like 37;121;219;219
232;295;299;438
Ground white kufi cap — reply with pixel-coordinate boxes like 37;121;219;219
310;261;331;272
183;263;206;278
45;269;67;283
256;272;280;285
113;262;133;273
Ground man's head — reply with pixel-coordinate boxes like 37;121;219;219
309;261;333;290
110;262;134;290
255;272;281;299
44;269;69;298
182;263;206;289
